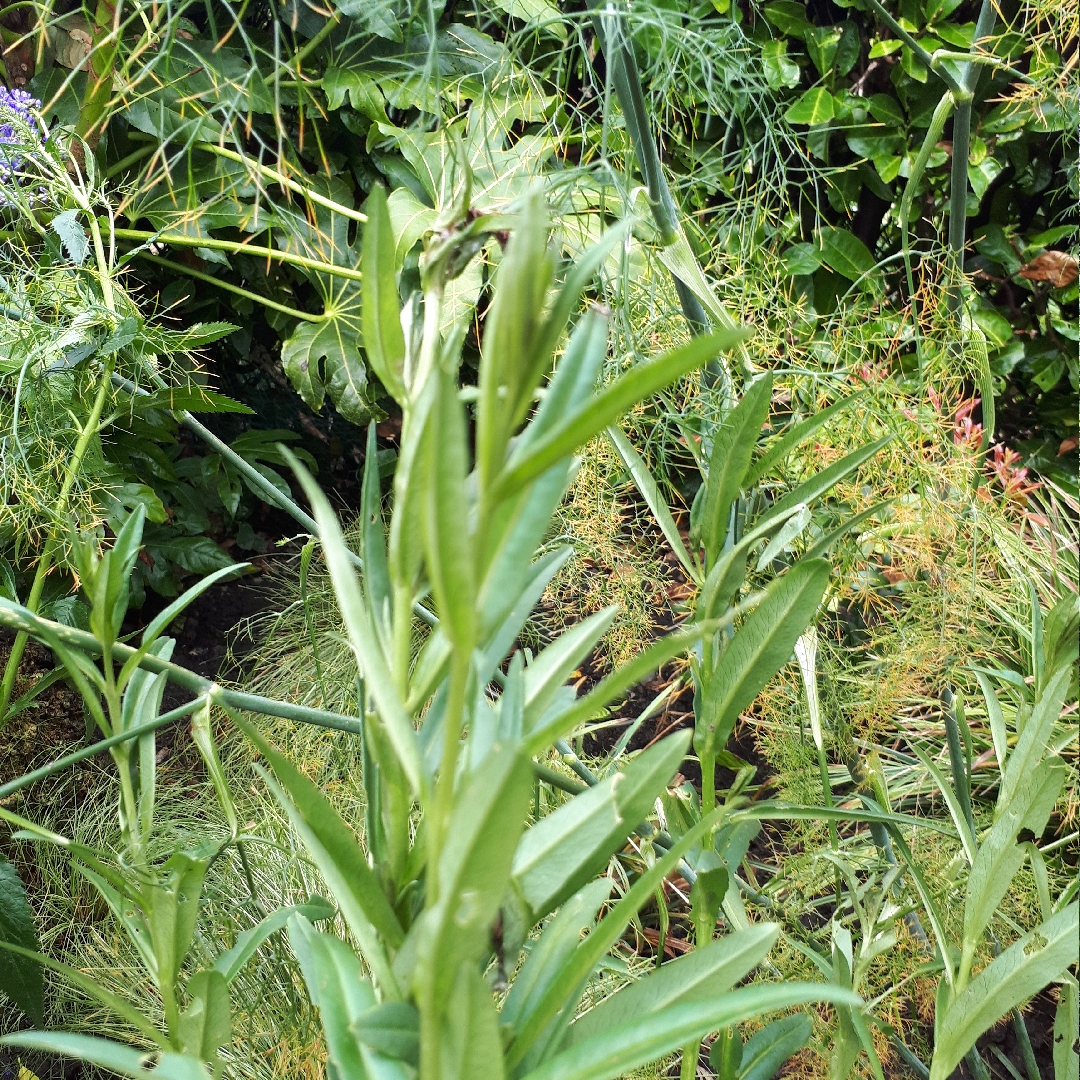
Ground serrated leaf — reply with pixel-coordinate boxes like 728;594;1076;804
50;209;89;264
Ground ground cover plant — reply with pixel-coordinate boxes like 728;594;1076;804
0;0;1077;1078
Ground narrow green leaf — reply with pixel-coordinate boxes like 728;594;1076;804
178;969;231;1061
963;761;1065;949
506;804;731;1069
288;915;375;1080
477;189;553;492
523;607;619;731
524;623;707;755
802;501;891;561
423;365;476;652
361;184;407;403
501;880;612;1040
0;1034;210;1079
286;451;422;794
737;1013;813;1080
237;719;405;950
440;964;506;1080
512;732;691;920
765;437;892;521
745;390;867;489
519;983;862;1080
932;904;1080;1080
700;374;773;567
696;560;830;762
1053;976;1079;1080
999;663;1070;811
360;423;393;641
496;328;753;500
607;425;699;584
424;743;533;1004
567;924;779;1045
212;898;335;983
191;698;238;837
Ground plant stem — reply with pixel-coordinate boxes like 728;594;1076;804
586;2;708;335
113;227;365;282
0;599;366;734
427;654;469;898
134;253;325;322
0;696;206;802
193;141;367;223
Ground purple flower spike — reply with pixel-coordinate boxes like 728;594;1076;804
0;84;44;201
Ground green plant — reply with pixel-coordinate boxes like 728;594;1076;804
865;592;1080;1080
228;186;869;1080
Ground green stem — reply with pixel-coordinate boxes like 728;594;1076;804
586;2;708;334
899;91;955;371
0;696;206;802
290;12;340;71
426;654;469;900
114;227;364;282
193;141;367;224
862;0;964;94
0;599;366;734
700;750;716;815
135;253;325;322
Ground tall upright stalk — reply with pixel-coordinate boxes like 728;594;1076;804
586;2;708;335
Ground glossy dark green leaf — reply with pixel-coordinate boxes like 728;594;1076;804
785;88;837;125
816;227;876;281
0;858;42;1024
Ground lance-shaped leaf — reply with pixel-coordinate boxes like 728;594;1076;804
361;183;407;403
288;452;421;794
476;189;553;495
696;560;830;762
699;373;773;566
512;732;691;920
288;915;376;1080
423;364;476;652
518;983;862;1080
420;741;532;1006
932;904;1080;1080
236;716;405;951
0;1034;211;1079
496;327;753;500
566;924;779;1045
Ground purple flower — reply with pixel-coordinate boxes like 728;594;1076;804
0;85;44;194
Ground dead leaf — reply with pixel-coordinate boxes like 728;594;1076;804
1058;436;1078;456
1018;250;1079;288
